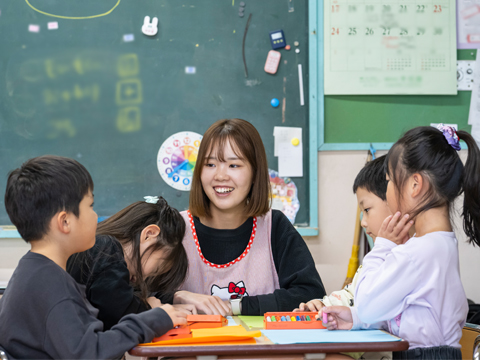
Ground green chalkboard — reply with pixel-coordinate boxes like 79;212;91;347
0;0;310;225
323;50;474;145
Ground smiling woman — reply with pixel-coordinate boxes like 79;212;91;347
25;0;121;19
173;119;326;316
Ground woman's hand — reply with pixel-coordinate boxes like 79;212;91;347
317;306;353;331
377;212;413;245
173;303;198;315
160;304;188;327
173;290;231;316
293;299;324;312
147;296;162;309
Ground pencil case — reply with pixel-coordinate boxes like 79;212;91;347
263;312;326;330
187;314;228;329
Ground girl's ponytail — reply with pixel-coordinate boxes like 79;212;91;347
147;197;187;299
457;130;480;247
156;197;186;248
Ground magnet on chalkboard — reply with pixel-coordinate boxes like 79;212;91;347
142;16;158;36
271;98;280;107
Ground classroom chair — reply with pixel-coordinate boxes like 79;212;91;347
460;323;480;360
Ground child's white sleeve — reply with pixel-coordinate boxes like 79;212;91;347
321;265;362;307
321;288;354;307
354;237;419;324
350;306;388;331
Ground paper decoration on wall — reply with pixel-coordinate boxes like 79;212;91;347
269;169;300;224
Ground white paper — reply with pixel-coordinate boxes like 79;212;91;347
47;22;58;30
457;0;480;49
273;126;302;157
472;124;480;149
278;142;303;177
123;34;134;42
468;55;480;125
28;24;40;33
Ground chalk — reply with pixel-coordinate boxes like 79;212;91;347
306;315;311;321
272;316;276;322
298;64;304;106
291;316;296;321
323;312;328;323
296;316;301;321
266;316;272;322
281;316;286;321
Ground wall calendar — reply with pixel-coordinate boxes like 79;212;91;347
324;0;457;94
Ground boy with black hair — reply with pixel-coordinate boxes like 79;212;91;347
0;155;187;359
295;155;392;360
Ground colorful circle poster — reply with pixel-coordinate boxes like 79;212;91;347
157;131;202;191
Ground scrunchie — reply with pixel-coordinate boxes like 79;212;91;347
436;123;461;151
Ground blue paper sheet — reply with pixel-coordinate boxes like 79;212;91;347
261;329;401;344
226;316;238;326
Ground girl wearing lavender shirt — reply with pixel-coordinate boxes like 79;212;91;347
321;125;480;360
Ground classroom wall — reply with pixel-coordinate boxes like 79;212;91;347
1;150;480;303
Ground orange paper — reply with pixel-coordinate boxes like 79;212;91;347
139;325;261;346
187;314;228;328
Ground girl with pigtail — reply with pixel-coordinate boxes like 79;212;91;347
67;196;195;331
321;125;480;360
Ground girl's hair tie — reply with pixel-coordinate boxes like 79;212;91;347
436;123;461;151
144;195;159;204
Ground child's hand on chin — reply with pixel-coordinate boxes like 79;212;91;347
160;304;188;327
378;212;414;245
317;306;353;331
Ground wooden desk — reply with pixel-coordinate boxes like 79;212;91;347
129;340;409;358
129;317;409;359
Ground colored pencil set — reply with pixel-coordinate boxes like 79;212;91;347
263;312;326;330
